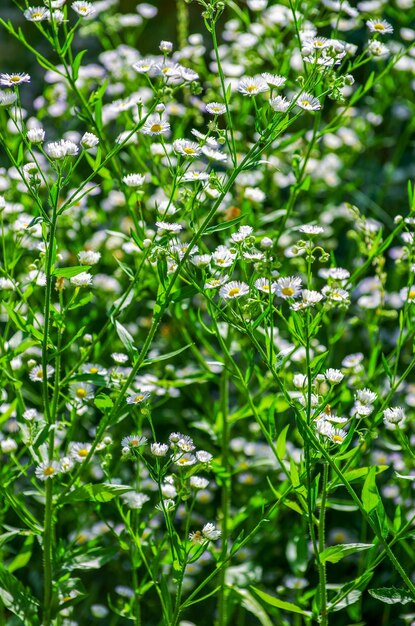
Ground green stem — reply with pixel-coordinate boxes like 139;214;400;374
318;462;329;626
217;351;230;626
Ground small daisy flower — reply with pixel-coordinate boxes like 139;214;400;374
70;382;94;402
132;59;154;73
276;276;302;299
35;461;60;480
261;72;286;87
182;171;210;182
83;363;107;375
174;453;197;466
254;277;277;294
24;6;49;21
367;19;393;35
270;95;290;112
78;250;100;265
368;40;389;56
196;450;212;463
156;221;183;233
238;75;269;96
189;530;205;544
112;352;128;363
383;407;406;430
212;246;236;267
70;442;93;462
0;73;31;87
329;428;348;444
151;442;169;457
173;139;201;157
355;388;377;405
126;391;150;404
122;492;150;509
27;127;45;143
177;436;195;452
72;1;95;17
205;102;227;115
325;368;344;384
141;115;170;136
219;281;250;299
297;92;321;111
81;132;99;149
60;456;75;473
231;225;253;242
0;90;17;106
70;272;93;287
299;224;324;235
190;476;209;489
204;275;229;290
122;173;146;187
121;434;148;449
202;523;221;540
29;364;54;382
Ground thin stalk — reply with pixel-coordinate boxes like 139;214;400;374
318;462;329;626
217;354;230;626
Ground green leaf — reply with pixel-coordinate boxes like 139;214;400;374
59;483;132;505
53;265;91;278
330;589;362;612
251;587;311;616
362;467;380;513
0;566;40;625
8;535;34;574
204;215;244;234
94;394;114;412
143;343;193;365
234;589;273;626
71;49;87;80
276;425;289;460
368;587;414;605
114;320;137;353
319;543;373;564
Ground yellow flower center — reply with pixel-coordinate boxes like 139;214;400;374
301;100;310;107
78;448;89;457
282;287;294;296
10;76;21;83
332;435;344;443
374;23;385;30
184;147;196;154
43;466;56;476
76;388;87;398
89;367;98;374
150;124;163;133
33;12;43;18
134;395;144;402
228;288;240;297
246;85;257;93
408;290;415;299
262;285;270;292
36;370;43;379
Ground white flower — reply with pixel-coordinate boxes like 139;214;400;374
231;225;253;242
205;102;227;115
151;442;169;457
190;476;209;489
126;392;150;405
219;281;249;299
276;276;302;299
27;127;45;143
174;453;197;466
72;1;95;17
182;171;209;182
156;221;183;233
202;523;221;540
70;272;93;287
368;40;389;57
238;75;269;96
24;6;49;21
383;407;406;430
70;382;94;402
212;245;236;267
329;428;348;444
132;59;154;73
159;40;173;53
81;132;99;148
325;368;344;384
293;374;307;389
78;250;101;265
29;364;54;382
1;438;18;453
204;275;229;290
121;435;148;448
299;224;324;235
355;388;377;405
173;139;201;157
141;115;170;135
367;19;393;34
70;442;93;462
297;92;321;111
196;450;213;463
270;96;290;112
122;491;150;509
35;461;60;480
254;278;277;294
46;139;79;159
0;90;17;106
60;456;75;472
261;72;286;87
0;73;31;87
201;146;227;161
122;173;146;187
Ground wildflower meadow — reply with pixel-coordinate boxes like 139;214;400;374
1;0;415;624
